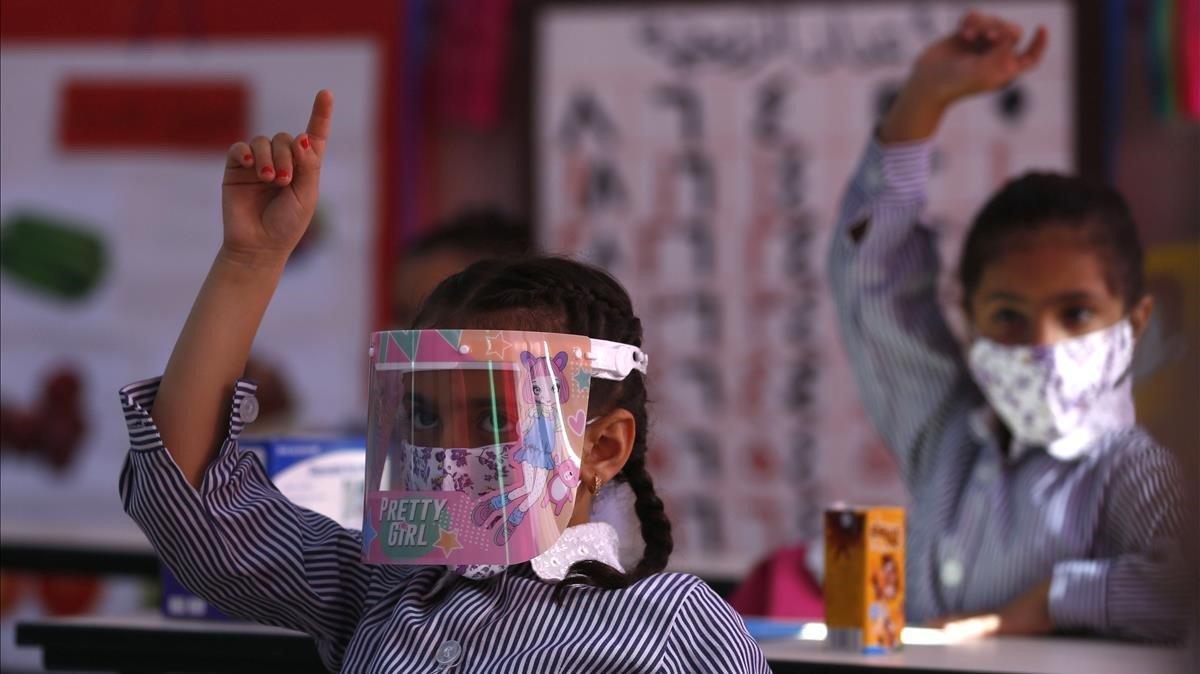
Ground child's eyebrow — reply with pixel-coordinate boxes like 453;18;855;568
1048;290;1101;304
982;290;1028;303
983;289;1102;304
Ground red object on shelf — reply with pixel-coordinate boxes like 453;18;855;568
36;575;102;617
0;573;24;617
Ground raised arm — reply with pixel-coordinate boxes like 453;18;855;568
827;14;1047;482
118;92;382;668
152;91;333;487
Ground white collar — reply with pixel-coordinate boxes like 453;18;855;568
421;521;624;599
530;521;624;581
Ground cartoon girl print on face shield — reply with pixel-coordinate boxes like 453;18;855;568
473;351;570;545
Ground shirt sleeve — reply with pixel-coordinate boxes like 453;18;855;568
660;581;771;673
117;377;372;671
1048;441;1193;642
826;138;981;484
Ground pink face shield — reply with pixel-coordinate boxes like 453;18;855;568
363;329;648;567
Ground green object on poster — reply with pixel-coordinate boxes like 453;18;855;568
0;211;108;301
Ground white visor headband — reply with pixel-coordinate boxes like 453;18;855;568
580;339;649;381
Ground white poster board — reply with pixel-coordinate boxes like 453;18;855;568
0;41;377;537
535;2;1073;573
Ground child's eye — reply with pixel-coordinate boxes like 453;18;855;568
479;412;513;435
412;408;441;431
991;308;1027;328
1061;306;1096;327
532;385;542;396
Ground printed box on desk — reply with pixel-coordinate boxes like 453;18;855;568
824;506;905;653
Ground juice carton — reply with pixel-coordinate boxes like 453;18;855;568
823;506;905;653
160;436;365;620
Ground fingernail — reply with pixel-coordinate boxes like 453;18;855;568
299;136;310;150
277;171;290;180
262;166;274;176
243;153;253;163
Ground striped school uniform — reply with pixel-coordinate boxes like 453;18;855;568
827;139;1191;641
119;378;770;672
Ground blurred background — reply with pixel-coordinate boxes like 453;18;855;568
1;0;1196;670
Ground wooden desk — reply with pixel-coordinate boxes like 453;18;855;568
18;615;1192;674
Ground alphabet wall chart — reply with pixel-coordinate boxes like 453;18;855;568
534;2;1073;572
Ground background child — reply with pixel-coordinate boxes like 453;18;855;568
829;12;1189;641
390;208;531;327
119;91;768;671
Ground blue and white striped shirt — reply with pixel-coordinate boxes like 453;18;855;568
118;378;770;672
828;139;1191;641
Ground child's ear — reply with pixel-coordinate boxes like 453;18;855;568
581;408;636;484
1129;295;1155;341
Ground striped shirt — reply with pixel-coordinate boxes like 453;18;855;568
827;139;1191;641
119;378;770;672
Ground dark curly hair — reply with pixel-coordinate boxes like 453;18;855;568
411;256;671;600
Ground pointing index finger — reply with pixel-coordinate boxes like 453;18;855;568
305;89;334;155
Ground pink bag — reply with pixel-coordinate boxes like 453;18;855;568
727;544;824;619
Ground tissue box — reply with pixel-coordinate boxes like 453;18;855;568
824;506;905;653
160;436;365;620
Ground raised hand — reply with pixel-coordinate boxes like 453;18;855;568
881;14;1048;143
221;90;333;264
911;12;1048;105
153;90;335;487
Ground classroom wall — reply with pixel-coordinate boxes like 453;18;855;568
418;0;1200;563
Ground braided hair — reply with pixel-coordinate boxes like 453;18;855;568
411;256;672;599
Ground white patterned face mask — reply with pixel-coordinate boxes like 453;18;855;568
967;318;1136;459
397;441;517;582
397;440;515;497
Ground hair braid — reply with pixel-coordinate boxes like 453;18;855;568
618;424;673;578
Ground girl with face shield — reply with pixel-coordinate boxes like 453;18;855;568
116;91;769;672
